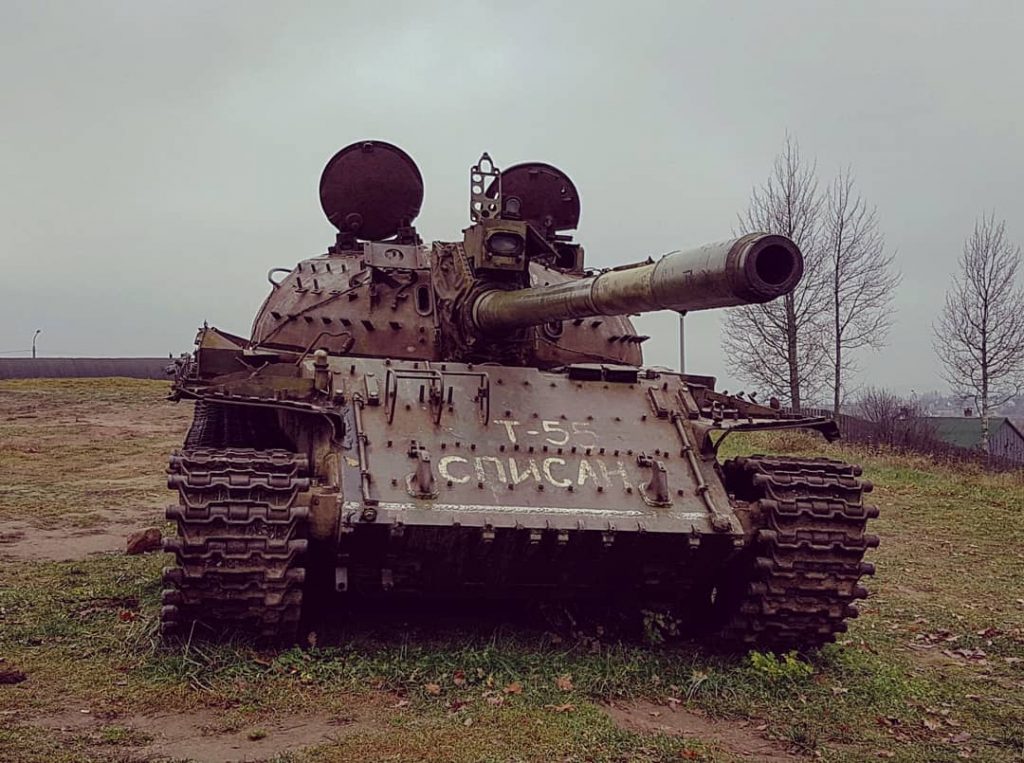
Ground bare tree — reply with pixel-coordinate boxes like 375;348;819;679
722;135;829;409
934;214;1024;452
854;386;934;449
822;170;901;415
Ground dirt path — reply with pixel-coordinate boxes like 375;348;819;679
32;708;375;763
0;517;160;560
606;700;801;762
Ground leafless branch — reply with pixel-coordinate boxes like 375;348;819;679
822;169;901;414
722;134;829;408
934;213;1024;451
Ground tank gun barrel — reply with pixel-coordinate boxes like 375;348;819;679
471;233;803;333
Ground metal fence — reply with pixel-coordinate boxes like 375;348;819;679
0;357;172;380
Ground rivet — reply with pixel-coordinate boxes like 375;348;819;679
597;486;604;493
447;479;453;487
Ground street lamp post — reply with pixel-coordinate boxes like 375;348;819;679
678;312;686;374
32;329;41;359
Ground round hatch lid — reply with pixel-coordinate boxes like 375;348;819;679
487;162;580;235
319;140;424;241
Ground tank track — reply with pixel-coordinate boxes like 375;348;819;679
160;447;310;643
184;401;285;450
718;455;879;651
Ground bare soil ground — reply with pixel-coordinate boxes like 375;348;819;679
1;379;1023;762
0;378;190;559
605;700;799;761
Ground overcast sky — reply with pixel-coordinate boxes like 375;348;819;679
2;1;1022;397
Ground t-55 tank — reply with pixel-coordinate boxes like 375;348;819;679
161;141;877;650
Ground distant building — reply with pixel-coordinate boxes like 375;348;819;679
924;416;1024;464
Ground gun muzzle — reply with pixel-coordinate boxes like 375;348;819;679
471;232;802;333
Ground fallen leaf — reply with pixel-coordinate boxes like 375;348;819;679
453;670;466;686
463;716;473;726
391;699;410;709
876;752;895;759
949;732;972;744
486;695;505;707
503;681;523;695
117;610;137;622
831;686;849;696
924;718;941;731
555;674;574;692
425;683;442;696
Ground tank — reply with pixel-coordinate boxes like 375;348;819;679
161;141;877;650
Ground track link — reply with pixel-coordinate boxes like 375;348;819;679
161;447;309;643
718;455;879;651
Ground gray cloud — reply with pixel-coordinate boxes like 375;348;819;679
2;0;1022;396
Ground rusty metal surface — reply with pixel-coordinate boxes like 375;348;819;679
486;161;581;235
471;233;803;333
329;357;739;538
162;141;877;649
161;448;309;641
319;141;423;241
719;455;878;650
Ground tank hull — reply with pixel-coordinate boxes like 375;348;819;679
162;329;877;650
